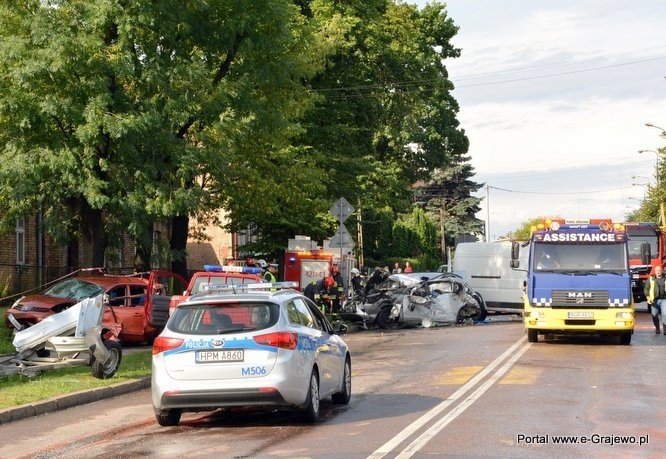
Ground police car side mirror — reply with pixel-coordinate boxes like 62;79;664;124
333;322;348;335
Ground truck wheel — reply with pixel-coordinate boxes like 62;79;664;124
619;332;632;345
91;339;122;379
527;329;538;342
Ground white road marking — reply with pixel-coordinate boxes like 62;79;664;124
367;335;530;459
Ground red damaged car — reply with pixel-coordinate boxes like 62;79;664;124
4;271;187;345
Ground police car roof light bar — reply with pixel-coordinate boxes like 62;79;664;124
202;281;299;294
204;264;263;275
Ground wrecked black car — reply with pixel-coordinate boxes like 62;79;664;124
341;270;487;329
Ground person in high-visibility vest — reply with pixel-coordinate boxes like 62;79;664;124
263;263;278;283
646;265;666;334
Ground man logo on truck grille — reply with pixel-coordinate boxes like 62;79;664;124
576;297;585;304
568;292;592;299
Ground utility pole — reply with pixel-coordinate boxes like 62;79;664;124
440;204;445;261
356;206;364;267
486;185;491;242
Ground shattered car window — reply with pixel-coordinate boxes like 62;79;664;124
43;278;105;301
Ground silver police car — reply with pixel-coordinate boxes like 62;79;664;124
151;282;352;426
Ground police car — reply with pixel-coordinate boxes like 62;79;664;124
151;282;352;426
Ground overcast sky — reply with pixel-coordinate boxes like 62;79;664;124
412;0;666;240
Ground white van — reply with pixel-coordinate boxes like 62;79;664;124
452;241;529;313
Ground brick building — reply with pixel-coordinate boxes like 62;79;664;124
0;215;137;302
0;212;240;303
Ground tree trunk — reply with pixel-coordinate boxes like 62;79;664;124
170;215;189;279
134;221;154;273
81;201;106;268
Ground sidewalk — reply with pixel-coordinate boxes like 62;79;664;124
0;376;150;425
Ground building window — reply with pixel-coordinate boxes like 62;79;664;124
16;218;26;264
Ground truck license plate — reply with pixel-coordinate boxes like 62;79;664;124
196;349;244;363
567;311;593;319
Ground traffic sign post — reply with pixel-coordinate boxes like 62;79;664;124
329;199;355;277
330;197;354;224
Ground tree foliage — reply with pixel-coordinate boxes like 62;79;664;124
0;0;482;271
0;0;326;271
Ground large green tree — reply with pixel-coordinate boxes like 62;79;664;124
0;0;481;273
0;0;328;274
287;1;480;260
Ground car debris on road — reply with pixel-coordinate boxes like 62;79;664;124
341;270;486;329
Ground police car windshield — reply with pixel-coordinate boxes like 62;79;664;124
533;243;627;272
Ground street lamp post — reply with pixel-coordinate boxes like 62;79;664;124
645;123;666;136
632;181;649;199
638;150;659;182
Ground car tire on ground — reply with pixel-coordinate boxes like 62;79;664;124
472;293;488;322
527;329;538;342
90;339;122;379
332;357;351;405
301;370;321;423
156;409;182;427
375;304;395;329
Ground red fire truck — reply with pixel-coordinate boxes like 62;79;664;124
624;222;665;304
283;249;334;290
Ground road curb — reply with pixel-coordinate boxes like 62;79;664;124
0;376;150;425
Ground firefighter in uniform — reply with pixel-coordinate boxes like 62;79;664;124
350;268;363;297
304;277;333;313
329;266;345;313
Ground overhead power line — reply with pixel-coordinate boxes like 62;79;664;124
486;184;636;196
306;51;666;94
456;56;666;88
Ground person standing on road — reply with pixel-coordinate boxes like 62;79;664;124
329;266;345;312
392;262;402;274
646;265;666;334
350;268;363;296
403;262;413;273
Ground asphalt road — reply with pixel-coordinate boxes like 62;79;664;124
1;311;664;457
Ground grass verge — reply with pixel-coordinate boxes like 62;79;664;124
0;350;152;410
1;305;14;355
